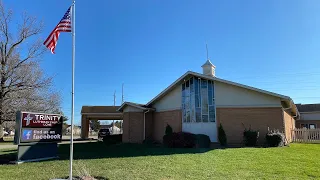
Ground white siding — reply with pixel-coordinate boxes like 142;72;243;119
123;106;144;112
152;85;182;112
215;81;281;107
300;113;320;121
183;123;217;142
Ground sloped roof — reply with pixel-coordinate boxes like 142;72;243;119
117;102;153;112
147;71;291;106
145;71;298;115
202;59;215;67
81;106;121;114
296;104;320;112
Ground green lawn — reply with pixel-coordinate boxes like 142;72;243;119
0;142;320;180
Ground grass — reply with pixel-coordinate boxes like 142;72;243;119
0;142;320;180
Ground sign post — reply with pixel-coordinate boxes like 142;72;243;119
14;111;63;163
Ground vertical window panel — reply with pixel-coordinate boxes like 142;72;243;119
208;81;213;106
196;108;201;122
202;115;208;122
182;77;216;123
182;83;186;122
190;77;195;122
201;80;208;116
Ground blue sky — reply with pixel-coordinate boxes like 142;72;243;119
7;0;320;125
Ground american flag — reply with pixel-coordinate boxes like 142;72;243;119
44;7;72;54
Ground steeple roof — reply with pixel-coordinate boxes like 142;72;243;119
201;59;215;67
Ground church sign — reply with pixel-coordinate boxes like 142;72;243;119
14;111;64;163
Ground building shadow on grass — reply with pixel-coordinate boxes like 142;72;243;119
57;142;212;161
0;151;16;165
0;141;214;164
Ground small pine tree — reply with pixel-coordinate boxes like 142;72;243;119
218;124;227;146
165;124;173;135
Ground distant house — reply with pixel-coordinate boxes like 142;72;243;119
66;125;81;135
296;104;320;129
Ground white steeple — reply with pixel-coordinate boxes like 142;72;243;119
202;59;216;77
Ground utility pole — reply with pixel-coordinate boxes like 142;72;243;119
113;90;116;106
113;90;116;134
122;83;124;104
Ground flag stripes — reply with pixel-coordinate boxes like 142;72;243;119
43;7;72;54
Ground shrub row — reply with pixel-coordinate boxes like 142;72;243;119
103;134;122;145
265;130;286;147
163;124;286;148
163;132;211;148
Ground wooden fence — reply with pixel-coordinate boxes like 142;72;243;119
292;128;320;143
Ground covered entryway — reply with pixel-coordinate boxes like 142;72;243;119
81;106;122;139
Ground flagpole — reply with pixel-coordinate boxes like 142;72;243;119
69;0;75;180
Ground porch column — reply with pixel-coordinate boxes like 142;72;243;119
81;115;89;139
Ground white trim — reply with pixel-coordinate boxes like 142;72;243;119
118;102;152;112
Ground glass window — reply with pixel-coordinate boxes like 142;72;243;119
201;80;208;115
209;105;215;122
202;115;208;122
309;124;316;129
181;77;216;123
196;108;201;122
194;78;198;94
186;111;190;122
208;81;213;105
182;83;186;122
301;124;308;128
190;77;195;122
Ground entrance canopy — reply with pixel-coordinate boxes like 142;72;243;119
81;106;122;139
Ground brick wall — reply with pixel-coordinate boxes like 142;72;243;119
122;113;130;142
152;110;182;142
283;110;295;142
122;112;144;143
145;112;154;140
80;115;89;139
216;107;284;145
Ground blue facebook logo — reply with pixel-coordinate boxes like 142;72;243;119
22;130;32;140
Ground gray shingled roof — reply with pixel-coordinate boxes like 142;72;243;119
296;104;320;112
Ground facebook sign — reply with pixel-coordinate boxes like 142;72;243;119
14;111;64;163
15;111;63;144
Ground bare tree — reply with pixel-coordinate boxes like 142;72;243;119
0;2;61;140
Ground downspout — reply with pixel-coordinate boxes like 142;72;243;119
143;109;150;141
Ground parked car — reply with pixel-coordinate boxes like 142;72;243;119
98;128;110;140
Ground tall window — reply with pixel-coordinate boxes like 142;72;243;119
182;77;215;123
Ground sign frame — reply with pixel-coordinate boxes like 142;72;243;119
14;111;64;164
15;111;63;144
